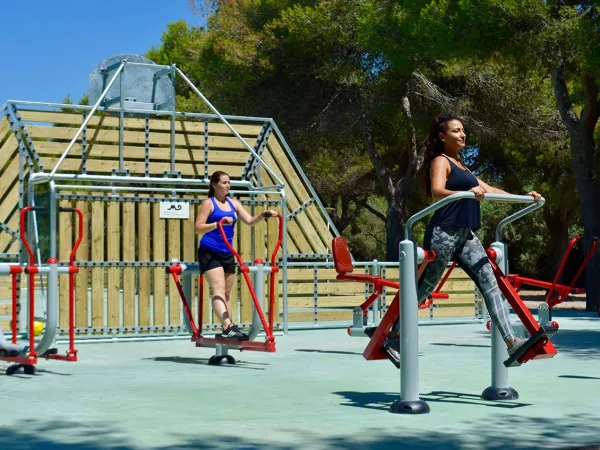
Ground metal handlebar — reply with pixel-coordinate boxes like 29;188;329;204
61;208;85;266
20;207;40;264
405;192;545;242
217;213;284;340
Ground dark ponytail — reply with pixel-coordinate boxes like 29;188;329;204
208;170;229;197
422;114;459;198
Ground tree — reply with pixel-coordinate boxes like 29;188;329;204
166;0;589;278
409;0;600;311
158;1;430;260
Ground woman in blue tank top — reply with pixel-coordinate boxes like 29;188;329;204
195;171;278;340
383;115;542;368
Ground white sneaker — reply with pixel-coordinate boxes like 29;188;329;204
508;337;528;356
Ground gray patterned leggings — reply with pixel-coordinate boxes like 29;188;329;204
394;226;515;343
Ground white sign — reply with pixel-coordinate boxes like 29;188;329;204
159;201;190;219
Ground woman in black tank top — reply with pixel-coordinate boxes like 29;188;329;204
383;115;542;368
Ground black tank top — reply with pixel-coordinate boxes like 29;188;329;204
429;155;481;230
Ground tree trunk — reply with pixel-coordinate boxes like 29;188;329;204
386;197;405;261
363;91;424;262
551;67;600;312
570;134;600;311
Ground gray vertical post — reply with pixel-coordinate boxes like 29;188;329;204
281;192;289;335
118;64;125;174
481;241;518;400
247;261;264;341
169;69;177;175
372;260;380;325
181;269;194;335
36;262;58;355
390;240;430;414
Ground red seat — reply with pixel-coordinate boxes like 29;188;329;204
332;236;354;275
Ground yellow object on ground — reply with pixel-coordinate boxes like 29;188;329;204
33;321;45;336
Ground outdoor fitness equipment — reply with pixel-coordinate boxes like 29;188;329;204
167;213;283;365
0;206;83;375
334;237;436;365
342;250;450;339
494;235;598;330
334;192;560;414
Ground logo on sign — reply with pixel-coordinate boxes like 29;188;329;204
159;201;190;219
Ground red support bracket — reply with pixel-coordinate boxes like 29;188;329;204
362;293;400;362
486;249;558;365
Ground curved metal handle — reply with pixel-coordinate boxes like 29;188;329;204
405;192;545;242
495;197;545;242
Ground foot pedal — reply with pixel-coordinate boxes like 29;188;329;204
40;348;58;358
504;325;558;368
364;327;376;338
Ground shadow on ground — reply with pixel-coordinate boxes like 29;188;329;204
430;342;490;348
549;329;600;359
334;390;531;411
295;348;363;356
143;356;267;370
1;416;599;450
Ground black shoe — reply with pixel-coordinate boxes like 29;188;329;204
364;327;377;338
219;325;247;340
382;334;401;369
232;324;249;341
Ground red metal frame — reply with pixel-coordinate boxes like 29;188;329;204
546;236;598;308
507;236;598;310
0;265;36;367
360;255;436;362
334;236;559;367
0;207;83;368
45;207;84;362
486;248;557;364
19;207;39;362
331;237;437;361
169;214;284;353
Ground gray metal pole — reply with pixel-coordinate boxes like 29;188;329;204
390;240;430;414
372;259;380;325
281;191;289;335
49;61;126;178
36;260;58;355
33;181;59;354
247;261;264;341
181;269;194;335
118;68;125;174
169;69;177;175
175;67;285;186
481;241;518;400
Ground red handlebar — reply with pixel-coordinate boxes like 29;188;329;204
60;207;85;265
20;206;85;265
20;207;36;265
217;213;284;339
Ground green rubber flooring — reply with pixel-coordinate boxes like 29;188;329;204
2;310;600;450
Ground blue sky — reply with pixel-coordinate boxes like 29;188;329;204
0;0;204;105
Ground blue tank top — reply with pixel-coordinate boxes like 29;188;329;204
199;197;237;254
429;155;481;230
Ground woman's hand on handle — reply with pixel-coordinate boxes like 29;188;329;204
526;191;542;203
469;186;486;201
262;210;279;219
221;217;235;225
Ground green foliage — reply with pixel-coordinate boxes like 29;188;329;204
477;201;550;279
140;1;596;273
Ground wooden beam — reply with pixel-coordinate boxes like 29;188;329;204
18;110;264;135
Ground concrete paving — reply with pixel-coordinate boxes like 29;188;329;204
1;310;600;450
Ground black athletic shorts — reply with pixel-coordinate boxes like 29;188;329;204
198;248;236;274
